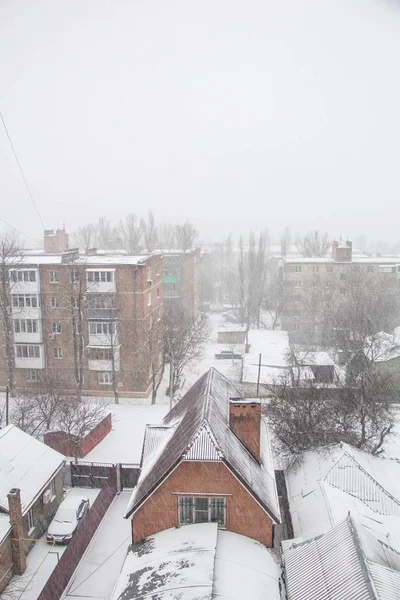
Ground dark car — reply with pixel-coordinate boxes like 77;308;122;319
47;495;90;544
214;350;242;360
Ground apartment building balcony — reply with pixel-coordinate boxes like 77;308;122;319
86;269;116;294
11;305;42;321
15;343;45;369
88;332;119;346
87;345;120;372
9;269;40;294
13;329;43;344
87;307;117;320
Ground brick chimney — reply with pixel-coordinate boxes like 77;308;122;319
229;399;261;462
332;239;352;262
44;228;69;253
7;488;26;575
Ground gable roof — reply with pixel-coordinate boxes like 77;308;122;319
286;443;400;544
125;368;280;522
284;516;400;600
0;425;65;514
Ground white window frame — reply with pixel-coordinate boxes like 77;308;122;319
16;345;40;359
53;347;62;359
52;322;61;334
50;296;58;308
26;369;40;382
178;496;226;527
87;270;113;283
312;265;319;273
49;271;58;283
27;508;35;534
294;265;301;273
98;372;113;385
49;478;56;500
148;292;152;306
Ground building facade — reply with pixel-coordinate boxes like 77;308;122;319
282;240;400;342
0;240;164;397
162;248;201;321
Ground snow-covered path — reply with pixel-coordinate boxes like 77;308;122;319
62;491;131;600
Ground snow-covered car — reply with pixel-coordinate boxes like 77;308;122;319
47;495;90;544
214;350;242;360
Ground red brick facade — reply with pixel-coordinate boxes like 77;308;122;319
229;401;261;462
132;461;274;547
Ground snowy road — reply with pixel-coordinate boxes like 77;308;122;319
62;491;131;600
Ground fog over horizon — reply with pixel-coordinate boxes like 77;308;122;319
1;0;400;246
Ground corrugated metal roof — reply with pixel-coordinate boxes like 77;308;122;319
0;425;65;514
183;421;222;461
141;425;177;467
284;517;400;600
125;368;280;522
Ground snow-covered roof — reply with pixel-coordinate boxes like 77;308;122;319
247;329;290;365
284;256;400;264
363;332;400;363
16;253;150;266
125;368;280;523
0;425;65;514
242;356;313;385
286;443;400;546
110;523;283;600
284;516;400;600
218;324;247;333
296;351;335;366
0;513;11;544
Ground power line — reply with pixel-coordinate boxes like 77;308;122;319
0;109;46;229
0;215;36;242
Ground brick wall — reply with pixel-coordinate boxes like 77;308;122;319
37;468;117;600
132;461;274;547
229;401;261;462
44;413;112;458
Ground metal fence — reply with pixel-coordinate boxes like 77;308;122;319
69;461;141;490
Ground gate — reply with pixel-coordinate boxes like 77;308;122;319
70;461;114;488
120;463;141;489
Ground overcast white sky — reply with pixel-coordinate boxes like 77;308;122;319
1;0;400;244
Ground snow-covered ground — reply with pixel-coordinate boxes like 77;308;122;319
62;491;131;600
11;488;100;600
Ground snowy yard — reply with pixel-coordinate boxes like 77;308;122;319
11;488;100;600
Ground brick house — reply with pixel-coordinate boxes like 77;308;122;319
0;425;65;593
125;368;281;547
0;232;164;397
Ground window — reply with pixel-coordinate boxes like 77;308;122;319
99;372;112;384
27;509;35;533
164;283;177;292
147;266;152;280
294;280;301;288
88;348;113;360
70;271;80;283
294;265;301;273
10;270;36;283
52;322;61;334
72;297;79;309
87;271;113;283
12;294;39;308
16;345;40;359
293;323;300;332
27;369;40;382
50;296;58;308
89;295;115;310
49;271;58;283
326;265;333;273
53;347;62;359
157;287;160;299
49;479;56;499
312;265;319;273
89;322;116;335
14;319;38;333
148;292;152;306
178;497;226;527
156;263;161;276
312;281;318;288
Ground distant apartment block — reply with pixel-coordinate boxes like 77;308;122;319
162;248;201;320
282;240;400;342
0;232;164;398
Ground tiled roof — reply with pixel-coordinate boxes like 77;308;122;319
284;516;400;600
0;425;65;514
125;368;280;522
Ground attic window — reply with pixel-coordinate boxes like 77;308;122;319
178;496;226;527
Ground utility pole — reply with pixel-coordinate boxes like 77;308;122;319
5;384;9;425
256;353;262;397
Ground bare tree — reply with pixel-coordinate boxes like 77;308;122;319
280;226;291;258
263;273;286;330
295;230;330;257
142;210;158;252
96;217;115;249
164;306;210;401
73;224;96;249
175;220;199;252
158;221;176;250
0;233;22;396
117;213;143;254
10;395;40;436
57;398;106;463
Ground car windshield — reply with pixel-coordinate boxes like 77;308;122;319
54;508;76;523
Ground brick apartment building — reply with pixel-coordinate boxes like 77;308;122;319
125;368;281;547
0;230;164;397
282;240;400;342
162;248;201;321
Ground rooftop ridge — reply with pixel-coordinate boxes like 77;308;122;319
348;517;380;600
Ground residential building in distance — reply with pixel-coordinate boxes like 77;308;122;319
282;239;400;342
0;231;164;397
0;425;65;593
125;368;281;547
161;248;201;320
